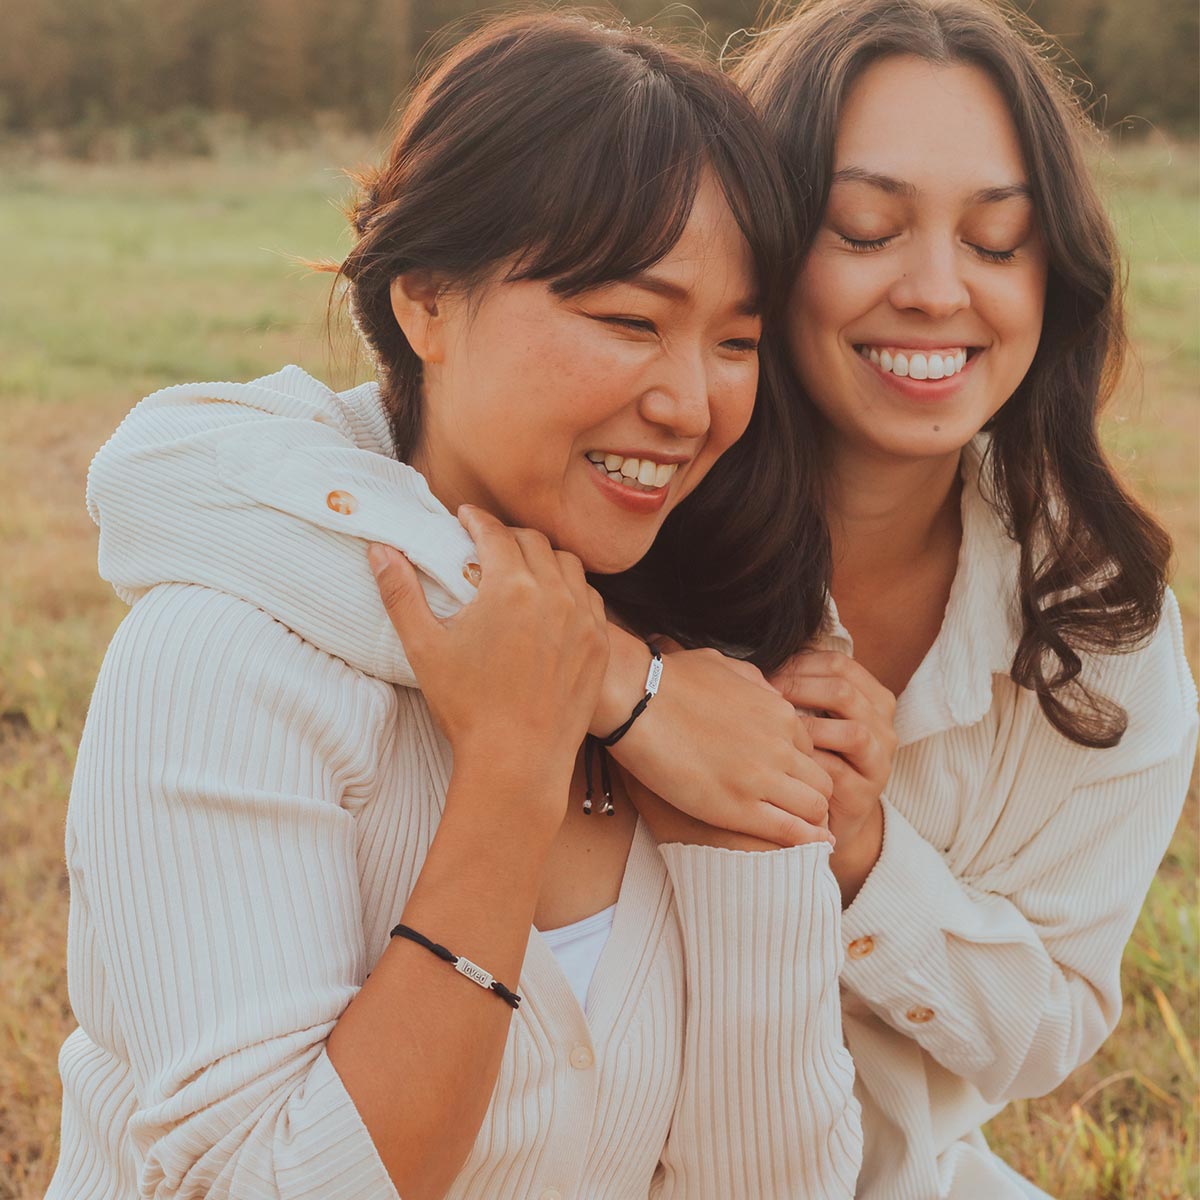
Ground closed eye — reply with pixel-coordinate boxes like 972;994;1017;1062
598;316;656;333
968;244;1017;263
840;234;896;252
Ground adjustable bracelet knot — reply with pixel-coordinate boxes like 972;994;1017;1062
584;645;663;816
391;923;521;1009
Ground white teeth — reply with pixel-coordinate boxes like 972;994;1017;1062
861;346;971;380
587;453;680;492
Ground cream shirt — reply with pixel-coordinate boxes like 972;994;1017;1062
71;366;1196;1199
49;367;861;1199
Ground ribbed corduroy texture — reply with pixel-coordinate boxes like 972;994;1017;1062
61;366;1196;1200
50;369;863;1198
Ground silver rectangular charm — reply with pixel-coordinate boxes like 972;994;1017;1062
645;656;664;695
455;956;494;990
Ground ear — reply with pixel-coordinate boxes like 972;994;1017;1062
390;271;447;364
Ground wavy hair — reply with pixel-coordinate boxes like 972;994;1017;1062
734;0;1172;744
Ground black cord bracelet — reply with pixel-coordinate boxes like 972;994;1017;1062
391;923;522;1009
583;645;663;816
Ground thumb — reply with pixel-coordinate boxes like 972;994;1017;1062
367;543;441;653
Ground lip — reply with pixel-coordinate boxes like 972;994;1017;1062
853;345;982;402
585;459;675;515
856;337;983;352
588;448;692;465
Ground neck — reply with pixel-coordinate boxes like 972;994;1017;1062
825;438;964;584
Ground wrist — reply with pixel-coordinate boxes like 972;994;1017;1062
591;624;649;736
830;799;885;908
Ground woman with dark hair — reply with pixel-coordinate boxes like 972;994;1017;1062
48;12;860;1200
731;0;1196;1195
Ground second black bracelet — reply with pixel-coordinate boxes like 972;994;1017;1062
391;923;522;1009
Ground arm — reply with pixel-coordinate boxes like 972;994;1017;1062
90;370;833;846
652;843;861;1199
836;597;1197;1102
70;511;606;1199
626;779;860;1196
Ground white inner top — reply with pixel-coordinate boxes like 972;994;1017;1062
537;903;618;1015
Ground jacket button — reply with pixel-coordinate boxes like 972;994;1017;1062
847;936;875;959
538;1189;563;1200
906;1005;935;1024
463;561;482;587
568;1044;594;1070
326;490;358;515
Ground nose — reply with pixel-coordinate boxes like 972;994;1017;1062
889;238;970;319
636;347;712;439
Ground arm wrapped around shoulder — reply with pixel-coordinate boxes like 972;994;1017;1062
65;583;400;1199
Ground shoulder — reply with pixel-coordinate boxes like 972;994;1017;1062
92;583;399;773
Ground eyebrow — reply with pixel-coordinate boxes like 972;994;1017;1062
626;271;761;317
831;166;1032;205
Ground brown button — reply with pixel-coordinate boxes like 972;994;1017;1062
847;936;875;960
568;1044;594;1070
906;1005;935;1024
463;561;482;587
326;490;358;515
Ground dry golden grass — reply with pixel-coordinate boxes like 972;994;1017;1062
0;140;1195;1199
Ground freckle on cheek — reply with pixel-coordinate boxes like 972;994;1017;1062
933;425;941;432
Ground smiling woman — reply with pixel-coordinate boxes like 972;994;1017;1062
47;12;859;1200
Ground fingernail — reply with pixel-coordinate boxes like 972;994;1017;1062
367;543;391;577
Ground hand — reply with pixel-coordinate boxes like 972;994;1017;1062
619;768;782;852
605;639;834;848
769;650;897;903
367;506;609;826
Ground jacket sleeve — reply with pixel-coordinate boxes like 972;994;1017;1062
65;583;403;1199
651;843;861;1199
839;590;1198;1102
86;368;475;686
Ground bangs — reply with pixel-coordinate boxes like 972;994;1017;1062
500;66;793;315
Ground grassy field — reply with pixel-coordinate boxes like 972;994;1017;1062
0;139;1196;1199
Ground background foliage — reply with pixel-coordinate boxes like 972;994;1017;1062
0;0;1197;149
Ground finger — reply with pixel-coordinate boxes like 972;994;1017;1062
778;674;875;722
803;716;886;777
456;504;526;584
748;802;836;848
511;526;562;585
772;651;896;717
367;543;442;655
553;548;589;593
786;753;835;804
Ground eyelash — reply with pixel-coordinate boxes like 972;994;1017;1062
598;317;759;353
838;234;1017;263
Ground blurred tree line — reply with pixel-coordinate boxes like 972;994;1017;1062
0;0;1194;150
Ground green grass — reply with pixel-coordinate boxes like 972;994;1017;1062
0;139;1196;1200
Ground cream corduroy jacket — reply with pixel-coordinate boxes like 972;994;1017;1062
48;366;863;1200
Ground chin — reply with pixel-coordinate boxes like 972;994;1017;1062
567;532;657;576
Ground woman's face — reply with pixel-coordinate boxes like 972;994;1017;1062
789;55;1049;465
412;174;762;573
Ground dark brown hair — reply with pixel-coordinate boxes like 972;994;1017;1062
734;0;1172;745
337;10;830;671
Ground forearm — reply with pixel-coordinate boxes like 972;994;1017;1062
327;759;558;1200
